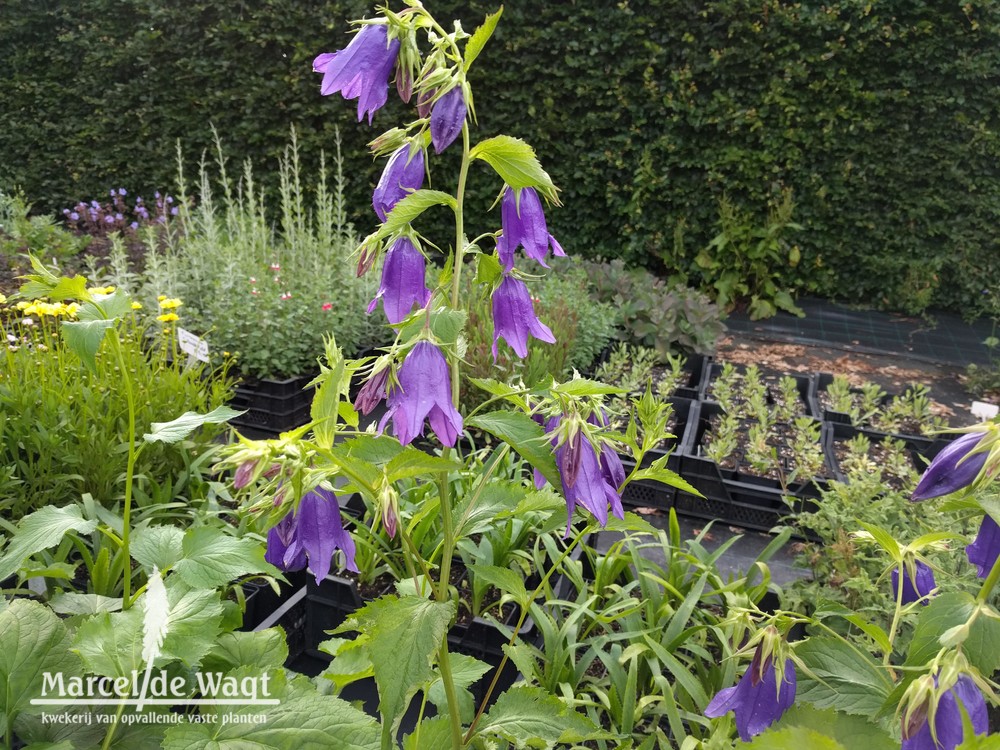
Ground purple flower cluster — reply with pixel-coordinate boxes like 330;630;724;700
63;189;178;237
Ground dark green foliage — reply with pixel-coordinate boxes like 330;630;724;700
1;1;999;314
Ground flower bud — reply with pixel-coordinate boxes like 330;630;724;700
911;432;987;501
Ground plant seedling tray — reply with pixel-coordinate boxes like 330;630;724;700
700;362;816;419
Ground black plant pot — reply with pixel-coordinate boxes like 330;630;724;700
228;373;316;438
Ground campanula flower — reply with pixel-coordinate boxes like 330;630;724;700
372;144;424;221
491;274;555;360
314;24;400;124
430;86;466;154
498;187;566;269
705;645;796;742
966;514;1000;579
354;366;389;416
902;675;988;750
265;487;357;585
891;560;936;605
912;432;987;501
367;237;431;325
380;341;463;447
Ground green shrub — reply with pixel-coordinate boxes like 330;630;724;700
0;190;90;263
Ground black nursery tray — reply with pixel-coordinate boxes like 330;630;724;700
700;362;816;418
228;373;316;437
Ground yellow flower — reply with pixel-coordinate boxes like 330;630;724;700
158;297;182;310
157;312;179;323
131;301;143;310
65;303;79;318
87;285;115;296
0;293;6;305
15;301;29;310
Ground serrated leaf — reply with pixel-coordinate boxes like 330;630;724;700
477;685;606;746
397;307;467;348
766;705;895;750
60;318;117;372
470;563;529;608
795;636;893;716
403;716;454;750
77;288;132;321
856;521;901;561
49;593;123;615
384;448;463;482
554;378;628;397
174;527;278;589
470;136;557;201
200;628;288;675
310;336;349;449
628;466;700;497
157;580;225;668
906;592;1000;675
365;190;456;246
468;411;559;489
474;251;503;286
746;726;847;750
454;481;527;538
464;7;503;71
143;405;243;443
0;600;84;725
0;505;98;582
73;607;145;678
20;272;88;303
130;525;185;571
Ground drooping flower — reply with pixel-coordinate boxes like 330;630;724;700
705;646;796;742
911;432;988;501
354;366;389;416
265;487;357;585
366;237;432;325
966;514;1000;579
891;560;936;605
430;86;466;154
491;274;556;360
314;24;400;124
372;144;424;221
498;187;566;269
902;675;988;750
380;341;463;447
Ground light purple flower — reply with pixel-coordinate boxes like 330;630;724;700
498;187;566;269
354;367;389;416
366;237;431;325
705;647;796;742
967;514;1000;579
69;211;79;221
430;87;466;154
491;274;555;360
891;560;936;605
314;24;400;124
912;433;987;501
372;144;424;221
379;341;463;447
265;487;357;585
902;675;988;750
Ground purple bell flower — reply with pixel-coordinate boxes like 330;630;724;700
891;560;936;605
265;487;357;585
705;646;796;742
354;367;389;416
966;514;1000;579
491;275;556;360
430;87;466;154
379;342;463;447
912;433;987;501
902;675;988;750
367;237;431;325
498;187;566;269
314;24;400;124
372;144;424;221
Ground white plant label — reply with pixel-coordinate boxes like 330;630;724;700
176;328;210;364
971;401;999;420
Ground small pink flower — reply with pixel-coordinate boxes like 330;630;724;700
250;277;257;284
273;276;281;284
251;289;260;296
270;263;281;271
281;292;292;301
322;302;334;311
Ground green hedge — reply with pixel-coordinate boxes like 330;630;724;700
2;0;998;314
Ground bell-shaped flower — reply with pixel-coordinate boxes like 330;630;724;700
491;274;556;360
367;237;432;325
902;674;988;750
705;646;796;742
912;432;987;501
966;513;1000;579
314;24;400;124
380;341;463;447
499;187;566;269
430;86;466;154
372;144;424;221
891;560;936;605
265;487;357;585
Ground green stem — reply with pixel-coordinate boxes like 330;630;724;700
449;122;472;405
884;561;907;669
100;699;127;750
108;331;138;610
976;550;1000;603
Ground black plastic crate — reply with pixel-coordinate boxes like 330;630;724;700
700;362;815;418
620;457;676;510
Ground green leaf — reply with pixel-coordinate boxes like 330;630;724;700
470;136;557;201
795;636;893;716
384;448;464;483
957;733;1000;749
157;580;225;668
365;596;455;735
370;189;456;241
49;593;123;615
464;7;503;72
310;336;350;449
474;252;503;286
174;526;278;589
161;669;380;750
0;505;98;582
77;288;132;321
746;726;847;750
0;600;84;726
468;411;560;489
200;628;288;675
470;563;529;608
554;378;628;397
73;607;145;678
856;521;901;561
143;405;244;443
767;705;896;750
19;267;88;302
130;524;185;571
906;592;1000;675
628;465;700;497
60;318;116;372
403;717;454;750
476;686;607;746
454;481;527;538
427;652;492;723
397;307;467;348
